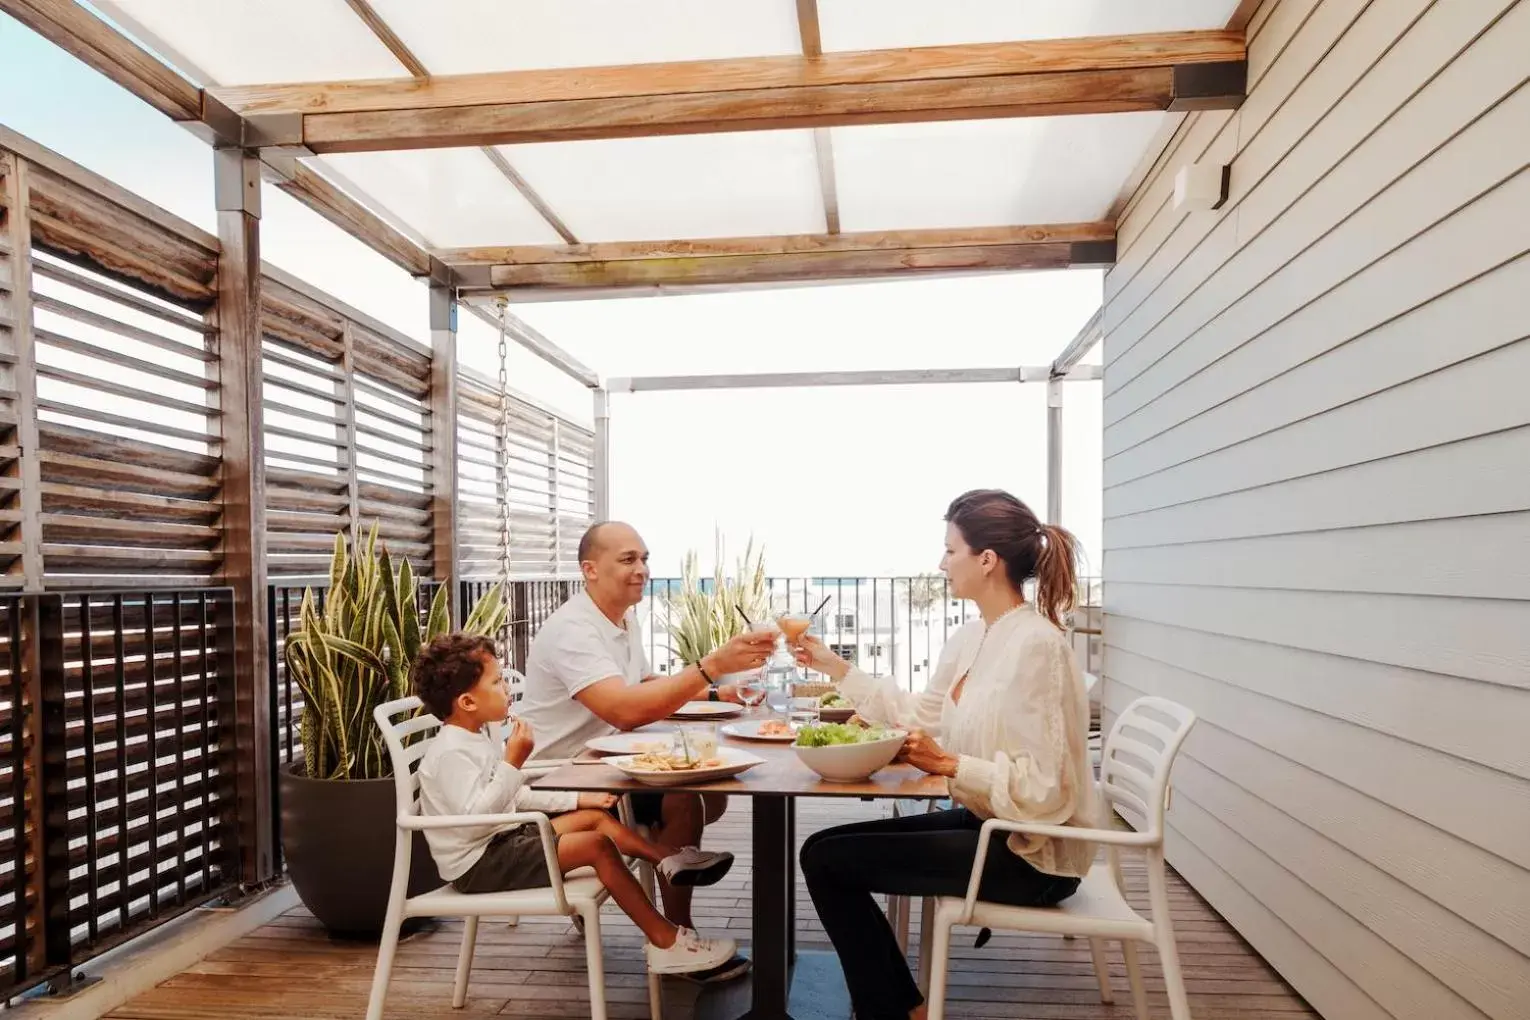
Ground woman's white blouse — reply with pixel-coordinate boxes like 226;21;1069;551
839;606;1099;878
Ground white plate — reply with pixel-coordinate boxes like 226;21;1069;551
606;747;765;787
668;701;743;719
585;732;673;756
722;720;798;743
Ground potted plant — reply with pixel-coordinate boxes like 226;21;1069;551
279;524;508;936
664;533;768;679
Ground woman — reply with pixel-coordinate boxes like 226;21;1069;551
791;489;1098;1020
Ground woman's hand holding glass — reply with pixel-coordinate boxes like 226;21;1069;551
790;633;850;681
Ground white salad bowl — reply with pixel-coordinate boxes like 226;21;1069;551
793;729;907;783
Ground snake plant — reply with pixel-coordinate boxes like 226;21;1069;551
665;533;768;668
284;523;509;780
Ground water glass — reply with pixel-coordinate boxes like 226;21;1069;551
672;722;720;763
788;695;821;730
734;670;768;710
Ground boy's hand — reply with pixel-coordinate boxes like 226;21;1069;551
578;792;618;810
503;717;534;768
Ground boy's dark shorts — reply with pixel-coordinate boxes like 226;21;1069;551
451;826;554;894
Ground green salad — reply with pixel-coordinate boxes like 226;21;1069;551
819;692;851;709
794;722;892;747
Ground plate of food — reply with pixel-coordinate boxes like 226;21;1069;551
669;701;743;720
605;746;765;787
585;732;673;756
721;718;798;742
817;690;856;723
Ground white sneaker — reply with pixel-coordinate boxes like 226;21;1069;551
645;927;738;975
658;846;735;887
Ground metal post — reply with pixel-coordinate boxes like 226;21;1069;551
428;282;461;624
212;145;274;884
1046;377;1063;525
592;388;611;521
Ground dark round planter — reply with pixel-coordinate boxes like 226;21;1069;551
279;763;444;938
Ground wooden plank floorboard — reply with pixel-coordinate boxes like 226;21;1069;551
107;798;1319;1019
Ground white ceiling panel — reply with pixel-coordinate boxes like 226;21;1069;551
317;149;564;248
502;131;824;242
832;113;1168;231
818;0;1240;51
94;0;404;85
368;0;801;75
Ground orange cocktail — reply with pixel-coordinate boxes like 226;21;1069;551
777;614;812;644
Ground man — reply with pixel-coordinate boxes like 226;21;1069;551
519;521;774;973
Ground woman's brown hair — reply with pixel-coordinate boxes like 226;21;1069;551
944;489;1080;629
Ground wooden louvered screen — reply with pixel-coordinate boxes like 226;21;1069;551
2;152;222;589
456;369;594;581
261;273;434;580
351;322;432;571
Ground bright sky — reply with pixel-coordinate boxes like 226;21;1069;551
0;11;1104;580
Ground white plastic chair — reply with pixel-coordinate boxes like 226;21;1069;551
922;696;1198;1020
366;696;663;1020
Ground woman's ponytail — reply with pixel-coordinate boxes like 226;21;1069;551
1033;522;1080;630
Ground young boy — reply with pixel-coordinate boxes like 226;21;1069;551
413;633;737;975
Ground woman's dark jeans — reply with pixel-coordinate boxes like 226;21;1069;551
800;807;1080;1020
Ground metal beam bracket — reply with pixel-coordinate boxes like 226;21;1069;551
213;147;261;217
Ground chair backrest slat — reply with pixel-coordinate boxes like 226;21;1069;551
1099;696;1196;841
505;665;529;708
374;696;440;819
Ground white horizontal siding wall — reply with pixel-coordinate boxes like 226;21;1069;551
1100;1;1530;1018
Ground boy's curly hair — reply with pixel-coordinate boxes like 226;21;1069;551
412;633;497;719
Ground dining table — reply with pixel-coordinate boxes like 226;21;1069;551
532;715;950;1020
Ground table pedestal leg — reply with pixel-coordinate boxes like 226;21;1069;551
694;796;850;1020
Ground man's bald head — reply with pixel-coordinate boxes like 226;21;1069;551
578;522;650;609
578;520;642;562
577;521;614;563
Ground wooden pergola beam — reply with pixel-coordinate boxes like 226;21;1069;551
474;236;1115;296
441;221;1113;266
794;0;841;235
275;163;432;276
209;31;1247;153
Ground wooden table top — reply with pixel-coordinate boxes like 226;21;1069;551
531;721;951;800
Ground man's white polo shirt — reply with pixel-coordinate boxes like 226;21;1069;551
519;590;649;763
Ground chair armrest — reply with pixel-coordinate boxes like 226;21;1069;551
957;818;1159;923
979;818;1158;848
400;811;571;915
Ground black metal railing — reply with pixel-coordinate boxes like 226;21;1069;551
641;575;1102;689
462;578;579;674
0;588;238;1000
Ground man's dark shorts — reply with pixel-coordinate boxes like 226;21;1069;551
606;791;666;829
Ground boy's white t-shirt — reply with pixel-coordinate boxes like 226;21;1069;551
415;724;582;881
416;724;525;880
519;591;649;763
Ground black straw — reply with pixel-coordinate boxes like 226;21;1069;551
809;595;831;619
735;602;754;627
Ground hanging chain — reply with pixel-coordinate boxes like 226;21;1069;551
496;301;513;642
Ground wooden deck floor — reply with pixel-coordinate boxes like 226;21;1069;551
107;799;1317;1020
